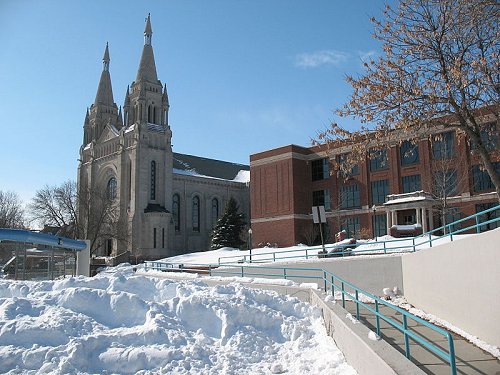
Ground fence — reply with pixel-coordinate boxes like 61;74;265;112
217;204;500;265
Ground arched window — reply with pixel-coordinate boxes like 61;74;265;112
172;194;180;232
150;161;156;200
153;106;157;124
147;105;152;123
192;196;200;232
211;198;219;228
107;177;117;200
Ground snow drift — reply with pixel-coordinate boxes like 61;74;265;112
0;265;356;374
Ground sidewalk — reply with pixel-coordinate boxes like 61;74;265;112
343;301;500;375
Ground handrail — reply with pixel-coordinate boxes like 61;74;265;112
217;204;500;265
144;261;457;374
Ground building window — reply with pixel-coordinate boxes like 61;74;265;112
313;189;330;210
341;217;360;238
444;207;462;233
172;194;180;232
150;161;156;200
107;177;117;200
472;163;500;192
476;203;499;232
402;174;421;193
162;228;165;248
311;158;329;181
340;184;360;209
369;149;388;172
106;239;113;256
400;140;419;166
211;198;219;228
153;227;157;248
373;214;387;237
338;154;359;177
148;105;153;123
472;122;498;151
434;170;458;197
371;179;389;205
432;131;454;160
192;196;200;232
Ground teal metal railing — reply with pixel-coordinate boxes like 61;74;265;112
217;204;500;265
143;261;457;374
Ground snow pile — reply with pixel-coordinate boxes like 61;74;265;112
0;265;357;374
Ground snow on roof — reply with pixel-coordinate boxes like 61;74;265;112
233;170;250;183
173;152;249;182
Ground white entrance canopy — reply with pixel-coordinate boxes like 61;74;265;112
383;191;436;233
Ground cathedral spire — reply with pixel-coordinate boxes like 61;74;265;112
95;43;115;105
103;42;110;71
136;14;158;83
144;13;152;45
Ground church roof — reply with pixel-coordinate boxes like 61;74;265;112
136;45;158;83
136;14;158;83
173;152;249;181
95;44;115;105
95;70;115;105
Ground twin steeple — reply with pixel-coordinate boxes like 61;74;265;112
94;42;114;106
84;14;168;145
136;13;159;83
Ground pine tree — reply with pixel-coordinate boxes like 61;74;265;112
210;197;246;250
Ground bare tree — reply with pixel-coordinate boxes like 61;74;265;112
29;181;126;255
78;185;126;255
29;181;79;235
317;0;500;199
0;190;25;229
430;132;468;232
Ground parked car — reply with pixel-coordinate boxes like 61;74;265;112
318;238;357;258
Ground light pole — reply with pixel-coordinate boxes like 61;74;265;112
372;205;377;241
248;228;253;262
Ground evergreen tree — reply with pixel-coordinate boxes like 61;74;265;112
210;198;246;250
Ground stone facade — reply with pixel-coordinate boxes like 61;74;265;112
78;16;249;260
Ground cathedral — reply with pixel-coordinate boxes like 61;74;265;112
78;15;250;261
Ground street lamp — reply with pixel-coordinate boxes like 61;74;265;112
248;228;253;263
372;205;377;241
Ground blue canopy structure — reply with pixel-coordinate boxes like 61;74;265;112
0;229;86;251
1;229;89;280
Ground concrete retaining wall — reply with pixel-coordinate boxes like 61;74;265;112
215;255;404;296
401;227;500;347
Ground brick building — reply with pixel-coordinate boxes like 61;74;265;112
250;112;499;247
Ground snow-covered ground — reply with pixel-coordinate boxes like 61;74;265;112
0;264;357;374
160;233;470;266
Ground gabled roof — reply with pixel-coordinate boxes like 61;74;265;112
173;152;249;181
98;123;119;143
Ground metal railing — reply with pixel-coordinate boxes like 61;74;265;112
143;261;457;374
217;204;500;265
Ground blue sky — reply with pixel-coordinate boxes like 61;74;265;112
0;0;388;203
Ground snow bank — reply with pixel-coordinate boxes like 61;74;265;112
0;265;357;374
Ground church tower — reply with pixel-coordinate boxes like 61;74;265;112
78;15;174;260
83;43;121;145
78;15;250;261
124;13;173;257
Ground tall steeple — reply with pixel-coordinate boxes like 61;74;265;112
95;43;115;105
136;14;158;83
